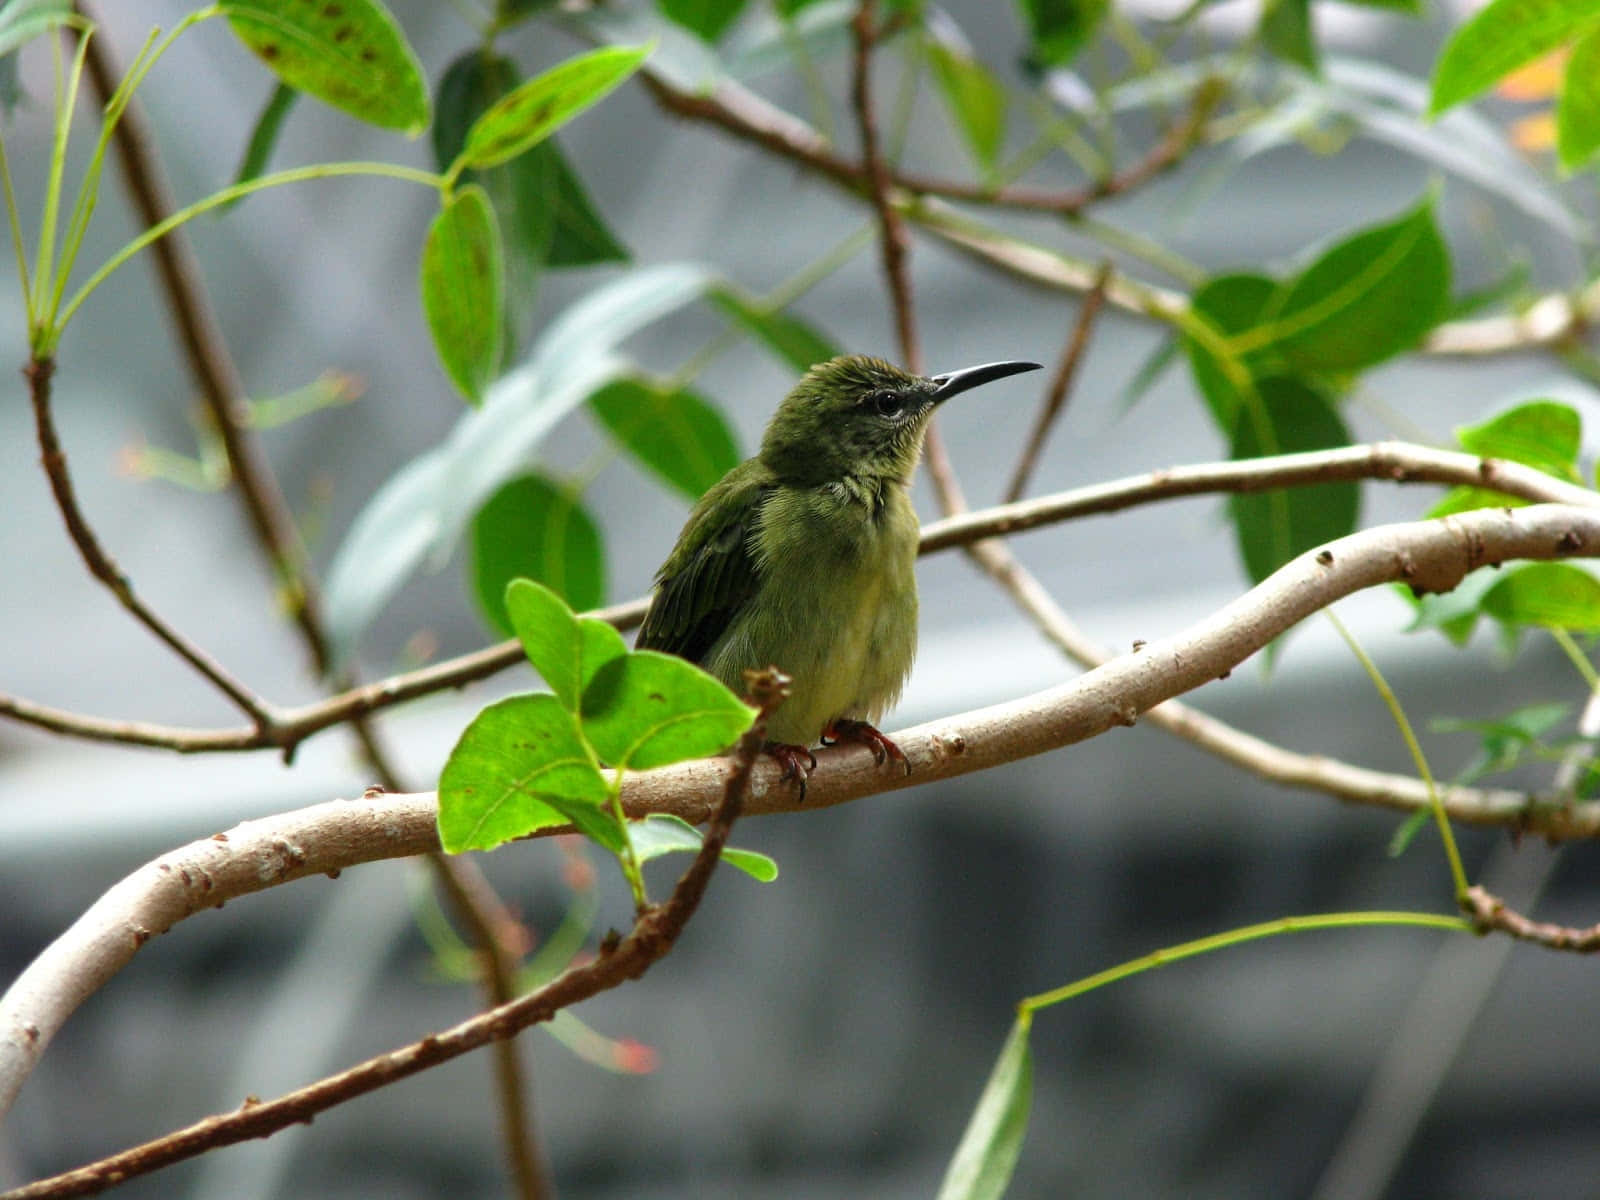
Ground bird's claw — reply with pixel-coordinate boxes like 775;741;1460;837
766;742;817;802
821;719;911;776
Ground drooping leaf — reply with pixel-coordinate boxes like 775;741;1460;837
1429;0;1600;116
221;83;297;212
219;0;428;133
1118;334;1179;415
1260;198;1450;373
926;32;1008;172
420;185;504;404
438;693;611;853
1228;377;1359;584
659;0;749;42
1481;562;1600;631
937;1013;1034;1200
581;651;754;769
1259;0;1317;74
1558;27;1600;171
1015;0;1109;69
1456;400;1581;481
0;0;72;60
471;474;605;637
589;377;741;500
1401;565;1501;646
1184;273;1276;429
628;813;779;881
459;44;651;171
1434;701;1574;786
710;289;839;373
504;578;627;711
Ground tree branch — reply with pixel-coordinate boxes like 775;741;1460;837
1462;886;1600;951
10;505;1600;1125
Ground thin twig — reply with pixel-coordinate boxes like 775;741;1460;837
1003;260;1112;504
1462;886;1600;952
0;674;786;1200
25;357;271;724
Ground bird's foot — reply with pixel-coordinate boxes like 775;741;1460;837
821;719;911;776
765;741;818;802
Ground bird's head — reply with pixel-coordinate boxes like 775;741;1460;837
759;355;1040;485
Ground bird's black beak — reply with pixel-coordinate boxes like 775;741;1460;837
927;360;1042;405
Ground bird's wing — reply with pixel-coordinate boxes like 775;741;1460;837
635;469;772;665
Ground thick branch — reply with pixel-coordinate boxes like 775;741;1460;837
9;504;1600;1122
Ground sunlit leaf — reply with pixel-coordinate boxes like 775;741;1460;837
629;813;779;881
589;377;741;500
420;185;504;404
581;651;754;769
1456;399;1581;480
504;578;627;711
937;1013;1034;1200
219;0;428;133
1558;28;1600;170
1429;0;1600;116
1481;562;1600;630
1402;565;1500;646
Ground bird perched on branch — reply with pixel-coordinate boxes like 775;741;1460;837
636;353;1040;792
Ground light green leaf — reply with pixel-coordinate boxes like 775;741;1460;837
0;0;72;61
1428;0;1600;116
1481;563;1600;630
459;44;651;171
421;185;504;404
660;0;749;42
628;813;779;881
1456;399;1581;481
221;83;297;213
1229;377;1359;585
937;1013;1034;1200
438;693;610;853
581;651;754;769
1401;564;1501;646
504;578;626;712
1015;0;1108;68
470;474;605;638
710;289;839;373
1558;28;1600;171
1261;198;1450;373
589;377;741;501
926;34;1008;172
219;0;428;133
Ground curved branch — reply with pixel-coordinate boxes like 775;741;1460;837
8;503;1600;1125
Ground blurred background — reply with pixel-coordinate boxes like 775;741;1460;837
3;1;1600;1197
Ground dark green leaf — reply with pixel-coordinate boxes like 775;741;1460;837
1429;0;1600;116
1014;0;1109;68
1261;198;1450;373
498;0;560;22
459;44;651;170
1481;563;1600;630
1184;273;1276;429
1259;0;1317;74
219;0;428;133
710;289;839;373
581;651;754;769
926;34;1008;172
1344;0;1419;11
540;143;630;266
937;1013;1034;1200
1455;400;1581;481
589;377;741;501
1559;27;1600;171
420;185;504;404
438;693;610;853
659;0;748;42
472;474;605;637
221;84;297;213
1229;377;1359;584
504;578;626;711
629;813;779;881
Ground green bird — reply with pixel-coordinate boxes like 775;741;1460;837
636;354;1040;788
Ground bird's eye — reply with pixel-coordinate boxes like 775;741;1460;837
869;390;905;419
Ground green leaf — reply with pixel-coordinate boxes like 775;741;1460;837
421;185;504;405
0;0;72;61
1118;334;1179;416
1481;563;1600;630
504;578;627;712
628;813;779;881
219;0;428;134
438;693;610;853
1014;0;1109;68
471;474;605;637
1261;198;1450;373
1184;273;1276;429
937;1013;1034;1200
540;143;630;266
1455;400;1581;480
659;0;748;42
589;377;741;501
221;83;297;213
710;289;839;373
581;651;754;769
926;34;1008;173
1559;28;1600;171
1429;0;1600;116
459;44;651;171
1259;0;1317;74
1229;377;1360;584
1402;565;1501;646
